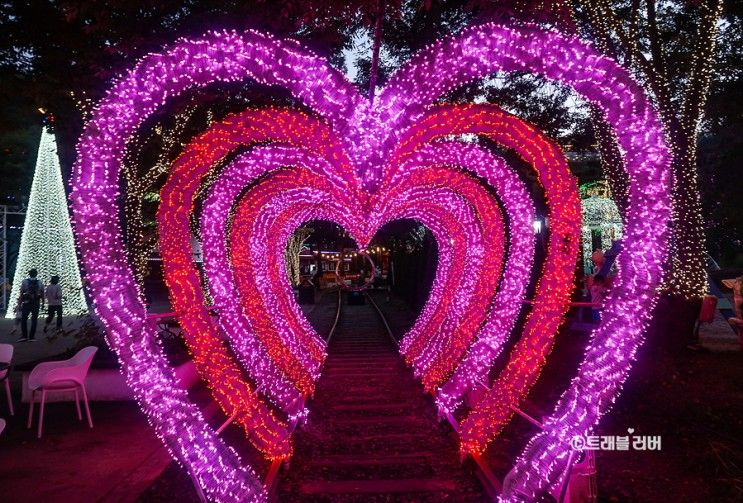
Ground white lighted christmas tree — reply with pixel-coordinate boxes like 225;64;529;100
6;127;87;317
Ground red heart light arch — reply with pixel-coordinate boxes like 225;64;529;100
71;23;671;501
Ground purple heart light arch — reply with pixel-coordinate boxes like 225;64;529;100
71;22;670;502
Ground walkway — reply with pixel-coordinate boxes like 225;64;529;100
277;292;485;501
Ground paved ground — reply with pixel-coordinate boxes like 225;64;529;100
0;287;740;502
0;315;83;367
0;312;173;503
0;400;169;503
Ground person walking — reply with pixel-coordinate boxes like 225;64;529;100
16;268;45;342
590;274;609;323
44;275;63;332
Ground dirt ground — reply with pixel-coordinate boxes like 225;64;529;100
595;344;743;502
478;316;743;503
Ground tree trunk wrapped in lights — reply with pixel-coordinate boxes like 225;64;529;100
122;106;198;288
576;0;723;300
284;226;312;286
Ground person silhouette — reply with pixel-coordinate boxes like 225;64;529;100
44;275;63;332
16;268;45;342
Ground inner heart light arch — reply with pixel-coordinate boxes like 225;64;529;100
157;110;348;459
378;166;506;380
386;104;581;401
196;137;497;352
71;22;671;501
396;141;536;399
198;153;489;385
199;146;343;414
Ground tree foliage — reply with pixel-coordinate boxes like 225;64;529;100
0;0;740;276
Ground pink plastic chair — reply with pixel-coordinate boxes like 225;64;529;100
27;346;98;438
0;343;14;416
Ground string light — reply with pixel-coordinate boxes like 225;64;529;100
576;0;723;299
285;227;312;286
581;181;623;273
123;105;198;288
7;127;87;319
199;146;343;413
70;22;671;500
388;105;580;411
157;110;344;457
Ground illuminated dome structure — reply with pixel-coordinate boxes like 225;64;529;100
581;181;623;273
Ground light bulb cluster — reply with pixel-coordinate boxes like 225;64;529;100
394;167;506;390
200;146;338;413
581;187;624;273
7;127;87;319
386;105;581;419
70;22;671;502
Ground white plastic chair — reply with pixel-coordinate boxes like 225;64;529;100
0;343;14;416
27;346;98;438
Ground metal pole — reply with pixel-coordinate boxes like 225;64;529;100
1;205;6;312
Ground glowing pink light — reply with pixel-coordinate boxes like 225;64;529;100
71;22;671;500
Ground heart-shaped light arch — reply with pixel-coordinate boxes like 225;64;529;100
179;103;560;438
71;23;670;501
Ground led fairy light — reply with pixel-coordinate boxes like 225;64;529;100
7;127;87;319
213;154;493;399
393;142;536;396
233;171;475;369
123;105;198;288
200;146;349;413
579;0;722;300
228;181;479;372
369;26;670;495
234;173;358;369
408;183;498;390
217;163;473;392
581;183;623;273
393;182;485;366
72;22;671;499
70;27;379;499
385;104;580;416
228;172;359;389
158;111;351;459
395;103;581;458
378;167;506;388
158;110;352;420
382;183;490;371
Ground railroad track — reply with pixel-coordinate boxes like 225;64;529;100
146;289;492;501
275;289;486;502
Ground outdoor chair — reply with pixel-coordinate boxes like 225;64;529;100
0;343;14;416
27;346;98;438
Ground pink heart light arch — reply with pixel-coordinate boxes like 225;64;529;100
71;23;671;501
